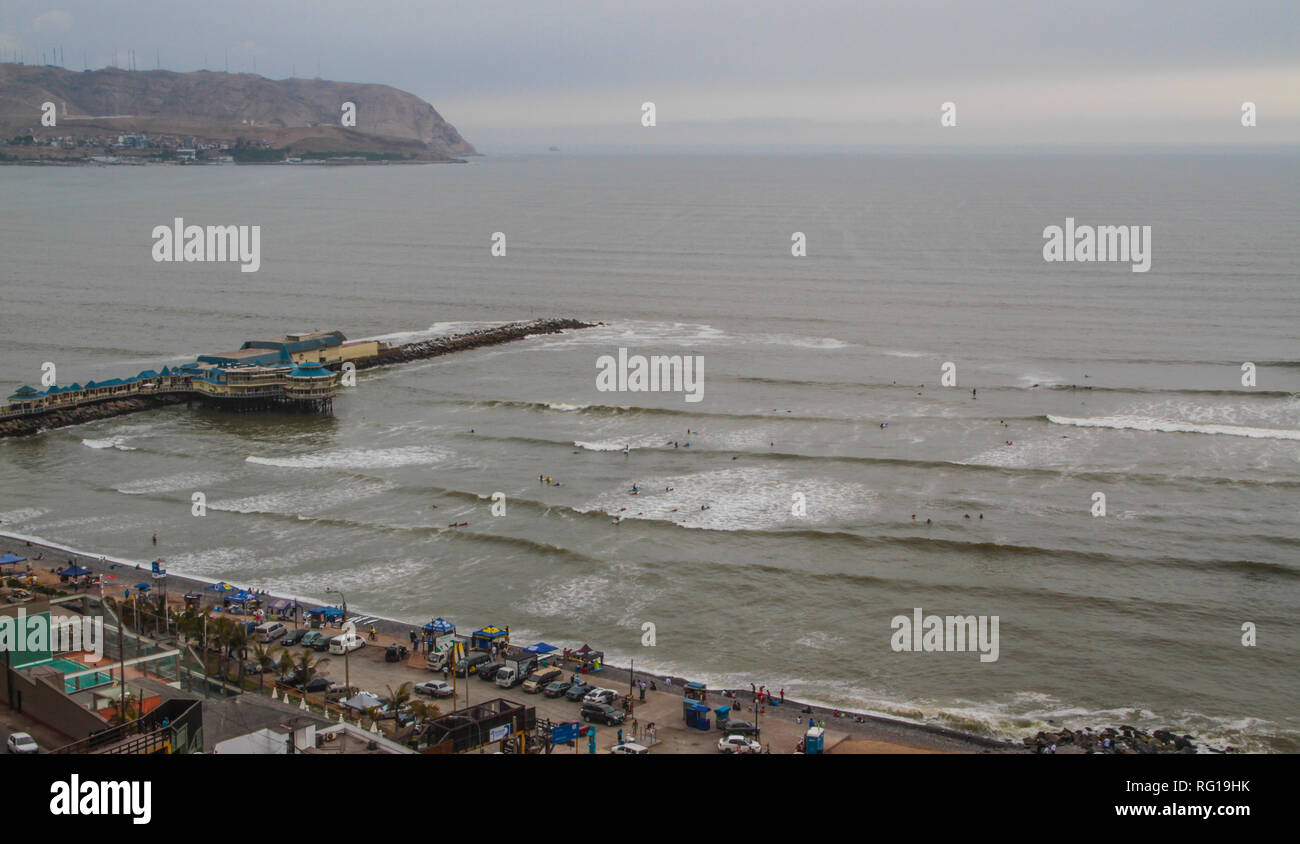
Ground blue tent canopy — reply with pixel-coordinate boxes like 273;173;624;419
0;553;28;566
59;565;92;577
228;590;255;603
206;582;236;592
135;582;151;591
308;606;344;619
424;617;455;632
523;642;557;654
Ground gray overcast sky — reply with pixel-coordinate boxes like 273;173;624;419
3;1;1297;149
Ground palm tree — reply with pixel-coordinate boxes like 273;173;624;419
292;649;327;686
406;698;440;726
252;643;276;690
276;647;297;678
385;682;413;712
230;624;248;685
211;617;233;679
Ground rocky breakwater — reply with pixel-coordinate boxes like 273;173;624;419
1024;725;1237;754
354;318;597;370
0;395;186;438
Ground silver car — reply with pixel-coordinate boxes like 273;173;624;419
6;732;39;754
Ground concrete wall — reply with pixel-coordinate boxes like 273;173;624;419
1;663;109;741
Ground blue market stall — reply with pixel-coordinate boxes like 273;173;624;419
306;605;345;628
0;553;28;569
471;625;510;651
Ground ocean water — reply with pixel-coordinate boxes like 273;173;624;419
0;152;1297;750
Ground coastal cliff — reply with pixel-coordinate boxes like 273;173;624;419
0;64;474;160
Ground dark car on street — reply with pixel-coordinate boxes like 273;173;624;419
309;634;333;652
565;680;593;701
723;718;760;737
281;628;308;646
581;702;626;726
544;679;572;698
385;644;409;662
301;676;331;693
478;663;503;681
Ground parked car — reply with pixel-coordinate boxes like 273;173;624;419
718;734;762;754
384;644;410;662
580;702;626;726
543;679;572;698
565;680;594;701
301;677;331;693
324;684;358;702
253;622;287;643
5;732;38;754
329;632;365;655
582;687;618;706
723;718;760;737
414;680;454;698
477;663;503;681
277;672;304;687
454;652;491;677
301;631;328;649
281;628;308;646
609;742;649;755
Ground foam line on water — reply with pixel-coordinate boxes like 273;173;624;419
1048;414;1300;440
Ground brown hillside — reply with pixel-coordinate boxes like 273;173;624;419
0;64;475;158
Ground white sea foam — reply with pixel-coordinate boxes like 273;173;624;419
579;466;879;530
528;320;849;352
0;508;46;524
116;472;230;495
1048;414;1300;440
548;402;589;412
359;320;502;346
210;479;397;516
81;436;137;451
246;446;452;469
573;435;666;452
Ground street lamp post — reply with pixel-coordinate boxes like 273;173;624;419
325;588;349;692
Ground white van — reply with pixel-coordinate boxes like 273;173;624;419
254;621;287;643
329;632;365;654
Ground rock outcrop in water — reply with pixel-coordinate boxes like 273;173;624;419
356;318;597;369
1023;725;1235;754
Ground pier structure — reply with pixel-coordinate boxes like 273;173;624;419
0;318;593;436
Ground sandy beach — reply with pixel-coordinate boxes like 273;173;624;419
0;528;1012;754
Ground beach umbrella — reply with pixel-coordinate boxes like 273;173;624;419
134;583;151;591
